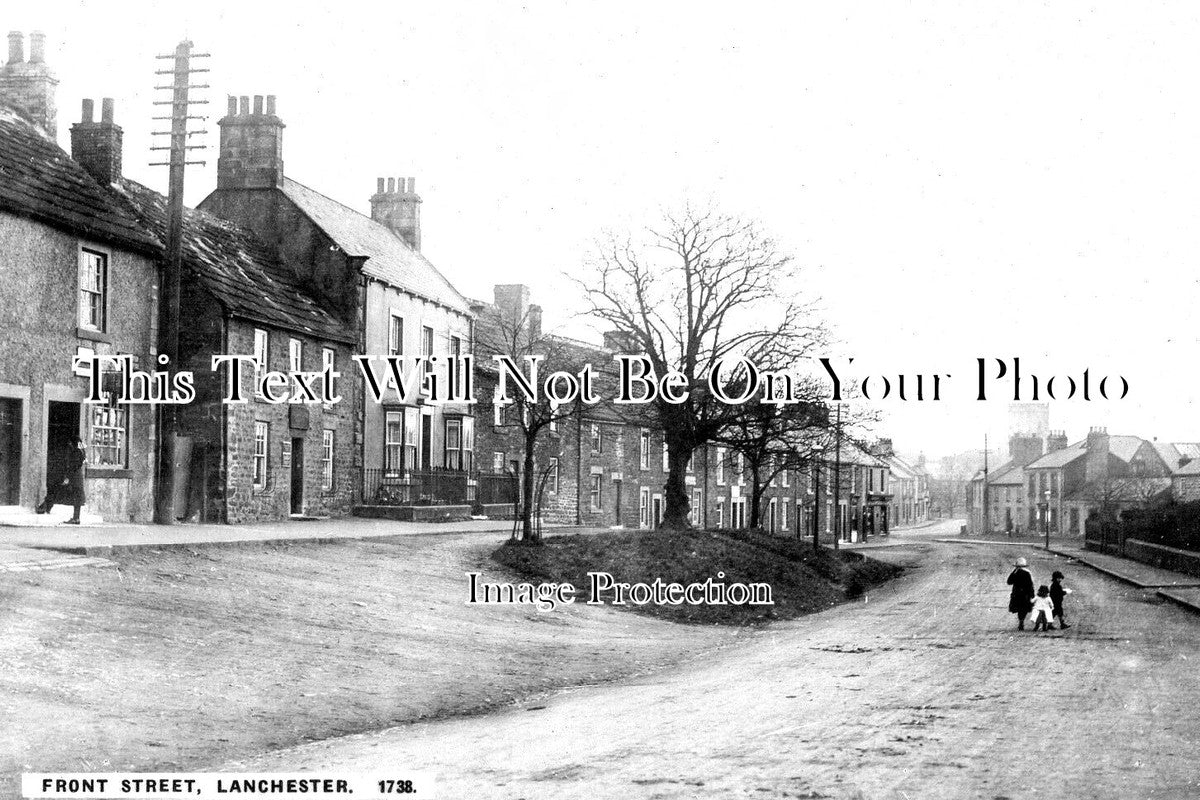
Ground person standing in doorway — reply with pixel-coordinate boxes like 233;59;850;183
1007;556;1036;630
36;436;86;524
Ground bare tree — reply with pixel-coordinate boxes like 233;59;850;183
929;476;968;518
575;204;825;530
1085;475;1170;519
475;303;585;544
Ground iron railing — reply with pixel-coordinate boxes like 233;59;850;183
363;468;473;506
476;470;518;506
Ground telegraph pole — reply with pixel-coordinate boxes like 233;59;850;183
812;447;823;553
832;403;842;550
150;40;208;523
982;433;989;537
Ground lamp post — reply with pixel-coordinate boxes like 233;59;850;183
812;447;824;553
1043;489;1052;550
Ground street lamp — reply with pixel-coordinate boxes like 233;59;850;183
1043;489;1052;550
812;447;824;553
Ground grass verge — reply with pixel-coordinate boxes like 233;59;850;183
492;528;904;625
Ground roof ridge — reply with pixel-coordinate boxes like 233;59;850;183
285;176;472;309
284;175;365;219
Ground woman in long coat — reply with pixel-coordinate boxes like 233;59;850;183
37;436;86;524
1007;557;1036;630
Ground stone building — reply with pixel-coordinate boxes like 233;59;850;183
469;283;896;539
873;440;930;529
965;432;1046;535
199;96;475;514
74;98;360;523
1022;428;1171;536
1173;458;1200;503
0;35;161;523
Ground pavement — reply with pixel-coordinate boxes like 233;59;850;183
935;532;1200;617
0;514;534;559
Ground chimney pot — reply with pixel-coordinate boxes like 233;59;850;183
7;31;23;64
407;176;415;192
265;94;276;115
387;177;395;192
29;31;45;64
71;97;123;186
376;177;384;193
239;95;249;115
253;95;263;115
226;96;237;116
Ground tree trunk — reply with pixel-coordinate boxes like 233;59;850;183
661;441;693;530
748;465;763;529
521;436;538;543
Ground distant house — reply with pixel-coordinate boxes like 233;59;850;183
0;36;161;522
199;96;475;515
876;444;931;529
1174;459;1200;503
965;433;1047;535
1024;428;1171;536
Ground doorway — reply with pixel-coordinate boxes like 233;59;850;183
613;480;622;527
0;399;21;504
46;401;80;491
290;437;304;514
420;414;432;470
651;495;662;529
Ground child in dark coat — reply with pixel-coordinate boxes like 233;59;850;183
1050;570;1072;630
1031;586;1055;632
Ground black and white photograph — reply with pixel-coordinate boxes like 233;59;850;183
2;2;1199;798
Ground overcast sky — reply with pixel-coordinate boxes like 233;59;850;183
11;1;1200;462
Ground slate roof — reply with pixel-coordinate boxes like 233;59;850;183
1176;459;1200;477
1155;442;1200;473
1106;435;1149;463
0;104;159;255
989;461;1026;485
110;179;354;344
280;178;471;315
1025;443;1087;470
968;459;1026;485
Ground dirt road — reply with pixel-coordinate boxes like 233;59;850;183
235;524;1200;799
0;532;737;799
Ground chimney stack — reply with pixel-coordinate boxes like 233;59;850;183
70;97;123;186
0;30;58;137
1085;426;1110;486
370;175;422;250
29;31;44;64
1046;430;1068;453
216;93;285;189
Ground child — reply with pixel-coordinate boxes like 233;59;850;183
1050;570;1072;630
1031;586;1056;632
